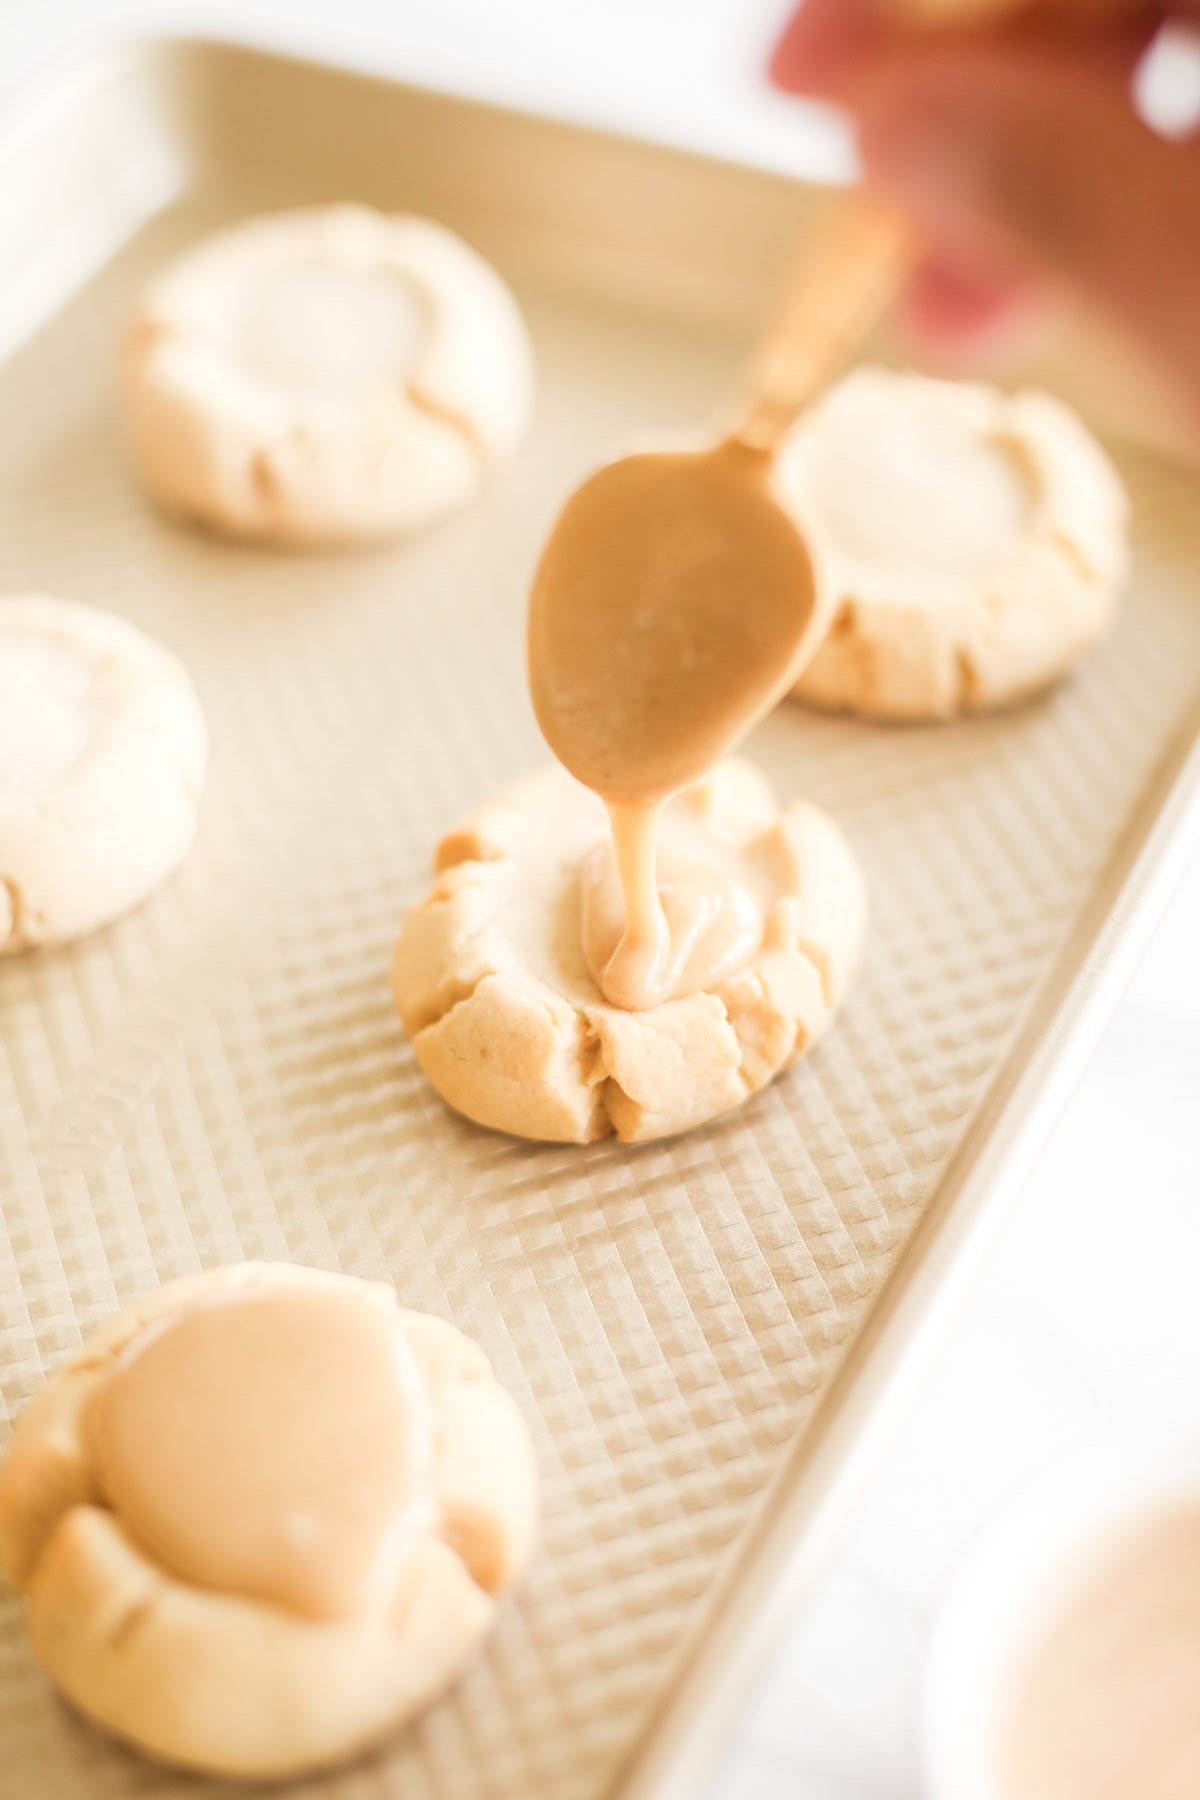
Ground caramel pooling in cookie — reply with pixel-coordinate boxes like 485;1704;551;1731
88;1287;429;1620
529;444;823;1011
581;808;762;1010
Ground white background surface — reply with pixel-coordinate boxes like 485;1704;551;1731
2;4;1199;1796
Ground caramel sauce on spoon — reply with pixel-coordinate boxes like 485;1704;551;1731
529;443;823;1009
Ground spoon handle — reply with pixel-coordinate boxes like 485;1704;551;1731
730;0;1030;458
729;199;911;458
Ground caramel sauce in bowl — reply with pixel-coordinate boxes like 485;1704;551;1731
922;1438;1200;1800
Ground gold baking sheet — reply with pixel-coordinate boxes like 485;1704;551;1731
1;39;1199;1800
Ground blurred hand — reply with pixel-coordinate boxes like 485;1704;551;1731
771;0;1200;401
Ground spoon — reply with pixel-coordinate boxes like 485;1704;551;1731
528;199;909;1007
529;199;908;798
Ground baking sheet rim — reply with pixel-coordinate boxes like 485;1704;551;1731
618;713;1200;1798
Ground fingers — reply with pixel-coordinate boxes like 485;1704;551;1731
856;35;1200;394
906;0;1200;21
904;0;1159;21
769;0;894;101
769;0;1172;101
904;257;1033;346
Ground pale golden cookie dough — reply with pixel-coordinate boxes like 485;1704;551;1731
393;759;867;1144
0;1264;537;1780
122;205;533;545
0;594;206;953
778;368;1129;721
